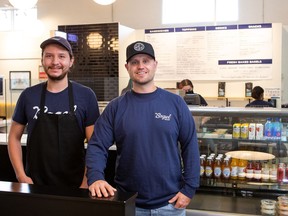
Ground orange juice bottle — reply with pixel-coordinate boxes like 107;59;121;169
238;159;247;180
230;158;239;180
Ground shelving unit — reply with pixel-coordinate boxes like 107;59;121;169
190;106;288;194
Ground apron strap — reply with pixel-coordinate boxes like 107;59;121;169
40;81;75;114
40;82;47;114
68;81;75;113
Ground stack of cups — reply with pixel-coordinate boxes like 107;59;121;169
261;199;276;216
278;195;288;215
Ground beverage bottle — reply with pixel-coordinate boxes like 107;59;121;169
240;123;249;139
233;123;241;139
273;117;282;140
230;158;239;180
222;158;231;180
213;157;222;179
261;161;270;182
264;118;273;140
246;160;254;181
210;153;216;161
255;123;264;140
200;156;206;178
248;123;256;140
238;159;247;180
205;156;214;178
278;162;286;183
218;154;224;160
285;163;288;182
253;160;262;182
269;162;277;183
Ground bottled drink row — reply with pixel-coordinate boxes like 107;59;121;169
232;117;283;140
200;153;288;183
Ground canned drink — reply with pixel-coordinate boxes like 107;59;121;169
248;123;256;140
233;123;241;138
241;123;249;139
256;123;264;140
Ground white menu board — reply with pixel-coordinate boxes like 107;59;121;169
145;23;273;81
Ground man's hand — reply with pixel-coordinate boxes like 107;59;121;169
168;192;191;209
17;174;33;184
88;180;117;197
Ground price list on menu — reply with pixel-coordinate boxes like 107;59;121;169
145;23;273;81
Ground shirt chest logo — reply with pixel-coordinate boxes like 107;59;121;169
155;113;172;121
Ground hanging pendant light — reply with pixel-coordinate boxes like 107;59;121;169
9;0;38;10
93;0;116;6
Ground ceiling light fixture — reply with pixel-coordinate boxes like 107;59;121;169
93;0;116;6
9;0;38;10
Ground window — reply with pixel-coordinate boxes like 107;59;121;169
162;0;238;24
0;7;37;31
14;8;37;31
0;9;12;31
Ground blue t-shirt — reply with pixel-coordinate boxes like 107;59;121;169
245;100;274;107
86;88;200;209
12;81;100;137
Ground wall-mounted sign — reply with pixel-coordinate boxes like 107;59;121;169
145;23;273;81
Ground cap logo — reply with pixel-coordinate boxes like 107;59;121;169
134;42;145;51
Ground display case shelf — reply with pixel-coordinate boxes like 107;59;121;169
190;106;288;194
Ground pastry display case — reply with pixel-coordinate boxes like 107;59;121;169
189;106;288;197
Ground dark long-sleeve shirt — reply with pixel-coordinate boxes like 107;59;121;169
86;88;200;209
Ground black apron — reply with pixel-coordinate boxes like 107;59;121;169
26;81;85;187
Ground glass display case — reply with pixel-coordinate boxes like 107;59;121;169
189;106;288;197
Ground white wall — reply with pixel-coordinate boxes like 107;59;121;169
35;0;288;30
2;0;288;105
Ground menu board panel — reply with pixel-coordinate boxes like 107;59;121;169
145;23;273;81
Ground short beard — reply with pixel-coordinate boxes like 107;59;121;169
46;70;68;81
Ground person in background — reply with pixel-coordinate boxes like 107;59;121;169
8;36;100;188
86;41;200;216
245;86;274;107
179;79;208;106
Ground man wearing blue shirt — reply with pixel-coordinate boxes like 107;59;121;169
86;41;200;215
8;36;100;188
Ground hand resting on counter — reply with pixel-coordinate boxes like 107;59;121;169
89;180;117;197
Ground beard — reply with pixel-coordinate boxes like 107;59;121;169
45;67;69;81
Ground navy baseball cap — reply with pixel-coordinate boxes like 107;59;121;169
40;36;73;56
126;41;155;62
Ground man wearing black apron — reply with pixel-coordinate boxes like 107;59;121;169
8;36;100;188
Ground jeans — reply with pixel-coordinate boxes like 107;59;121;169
135;204;186;216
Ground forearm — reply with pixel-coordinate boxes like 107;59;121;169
80;167;88;188
8;121;27;181
8;139;26;179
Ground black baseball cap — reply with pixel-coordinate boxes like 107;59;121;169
126;41;155;62
40;36;73;56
